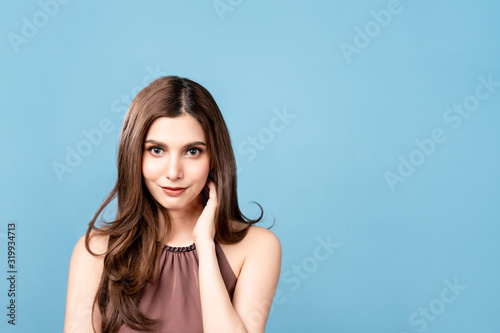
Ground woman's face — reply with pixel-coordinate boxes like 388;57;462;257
142;115;210;212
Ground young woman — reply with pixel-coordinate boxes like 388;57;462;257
64;76;282;333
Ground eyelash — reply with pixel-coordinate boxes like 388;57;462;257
146;146;203;157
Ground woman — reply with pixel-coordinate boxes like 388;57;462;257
64;76;282;332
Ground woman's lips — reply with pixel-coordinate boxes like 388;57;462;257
161;187;186;196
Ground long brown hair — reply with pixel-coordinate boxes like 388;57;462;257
85;76;270;332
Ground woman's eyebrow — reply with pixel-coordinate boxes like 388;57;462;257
144;139;206;148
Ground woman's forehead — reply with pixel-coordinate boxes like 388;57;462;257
145;115;206;143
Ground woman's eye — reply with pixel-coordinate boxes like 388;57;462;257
147;146;163;155
187;148;202;156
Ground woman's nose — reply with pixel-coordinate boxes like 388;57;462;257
165;154;183;180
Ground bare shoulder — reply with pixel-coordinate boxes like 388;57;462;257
221;221;281;279
67;230;109;291
231;220;281;257
84;230;109;254
88;231;110;251
68;231;109;273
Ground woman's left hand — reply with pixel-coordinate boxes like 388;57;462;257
193;180;218;244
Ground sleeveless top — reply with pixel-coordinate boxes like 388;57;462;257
117;241;237;333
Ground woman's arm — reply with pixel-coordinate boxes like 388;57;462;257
64;232;108;333
197;226;282;333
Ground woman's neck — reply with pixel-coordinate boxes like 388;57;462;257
157;206;203;246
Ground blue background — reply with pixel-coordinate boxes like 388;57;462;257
1;0;499;332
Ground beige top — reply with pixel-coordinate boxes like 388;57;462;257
118;241;237;332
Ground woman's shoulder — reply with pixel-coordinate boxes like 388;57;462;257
230;220;281;254
72;230;110;257
68;231;110;280
222;221;281;279
68;231;110;281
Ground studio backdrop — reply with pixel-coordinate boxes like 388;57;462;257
1;0;499;332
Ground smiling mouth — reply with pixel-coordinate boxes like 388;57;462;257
160;186;187;196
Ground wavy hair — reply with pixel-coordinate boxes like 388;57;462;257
84;76;270;332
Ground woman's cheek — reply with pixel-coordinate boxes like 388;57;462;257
143;157;161;179
188;164;209;190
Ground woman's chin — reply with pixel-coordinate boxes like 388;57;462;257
158;196;204;212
